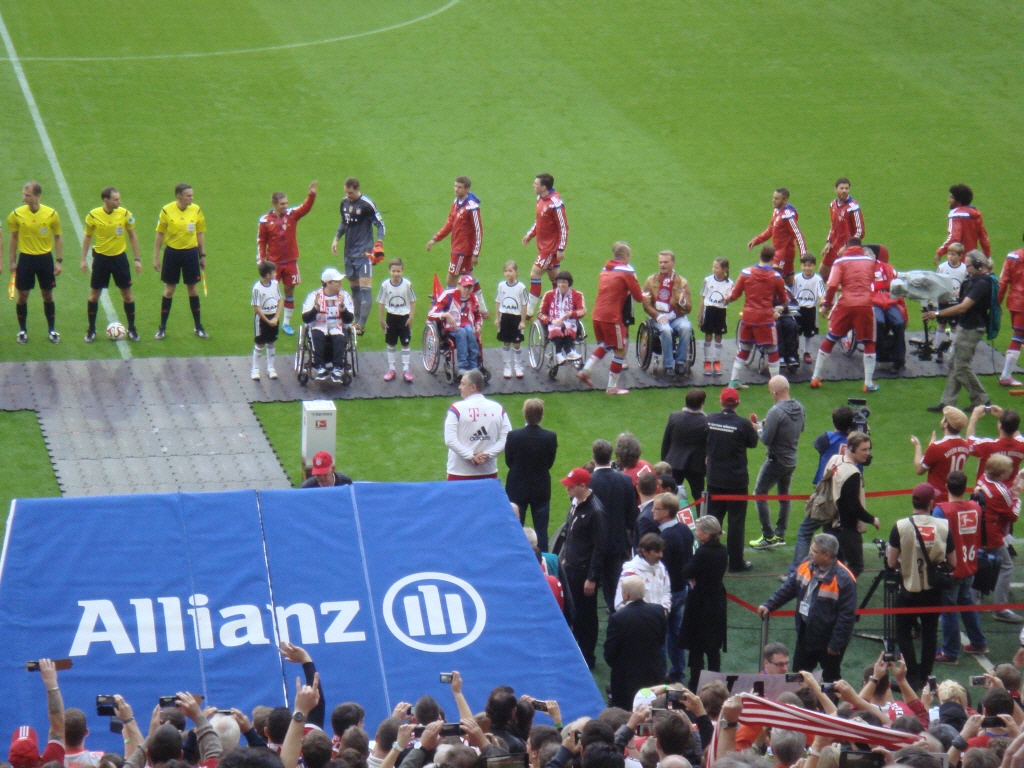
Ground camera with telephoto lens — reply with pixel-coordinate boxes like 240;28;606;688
848;398;870;435
873;538;888;559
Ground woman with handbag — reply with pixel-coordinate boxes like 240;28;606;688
827;432;879;577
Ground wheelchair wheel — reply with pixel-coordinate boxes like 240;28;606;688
636;320;654;371
527;319;547;370
295;325;310;386
442;341;456;384
574;333;588;370
688;333;697;367
480;364;491;383
421;323;441;372
840;329;857;357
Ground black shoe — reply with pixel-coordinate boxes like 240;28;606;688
926;403;947;413
729;561;754;572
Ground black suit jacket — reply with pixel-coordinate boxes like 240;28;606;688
661;409;708;474
604;599;667;709
504;424;558;499
588;466;638;559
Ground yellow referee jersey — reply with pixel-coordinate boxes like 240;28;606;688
156;202;206;249
8;204;62;255
85;206;135;256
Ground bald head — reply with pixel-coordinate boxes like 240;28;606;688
659;757;692;768
768;375;790;401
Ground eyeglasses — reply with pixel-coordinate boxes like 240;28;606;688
766;658;789;668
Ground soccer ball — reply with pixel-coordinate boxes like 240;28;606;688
106;322;127;341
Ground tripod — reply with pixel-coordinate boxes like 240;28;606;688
853;549;901;657
907;304;937;361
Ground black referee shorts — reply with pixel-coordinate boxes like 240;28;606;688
161;246;200;286
15;252;56;292
90;251;132;291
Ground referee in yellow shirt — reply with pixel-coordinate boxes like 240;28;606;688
153;183;207;339
8;181;62;343
80;187;142;342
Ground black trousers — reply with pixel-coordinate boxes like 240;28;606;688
895;587;941;689
564;565;598;669
672;469;705;510
793;627;844;682
707;485;748;569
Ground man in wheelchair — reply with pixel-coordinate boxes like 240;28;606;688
871;253;908;370
641;250;693;376
538;270;586;365
428;273;482;375
301;267;354;383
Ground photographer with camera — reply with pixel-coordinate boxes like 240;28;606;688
8;659;66;768
886;484;955;692
757;532;857;682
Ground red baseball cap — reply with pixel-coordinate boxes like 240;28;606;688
560;468;591;487
912;483;936;507
458;275;475;287
311;451;334;476
720;387;741;406
9;726;40;768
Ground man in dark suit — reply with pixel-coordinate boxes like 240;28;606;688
505;398;558;551
589;438;640;613
652;493;695;683
661;388;709;506
604;575;667;709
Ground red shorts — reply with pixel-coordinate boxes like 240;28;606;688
592;320;627;349
827;304;875;342
447;252;476;277
821;245;842;269
1010;310;1024;338
447;473;498;481
737;321;778;347
771;250;795;277
276;261;301;289
534;251;562;271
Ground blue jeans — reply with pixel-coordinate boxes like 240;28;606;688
451;326;479;371
754;458;796;539
789;515;821;575
656;317;693;370
940;575;987;657
666;588;688;682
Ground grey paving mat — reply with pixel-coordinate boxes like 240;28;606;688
0;335;1006;497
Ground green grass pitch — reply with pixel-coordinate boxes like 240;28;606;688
1;0;1023;690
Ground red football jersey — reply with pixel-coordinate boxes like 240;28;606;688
999;249;1024;313
524;190;568;255
434;193;483;257
938;206;991;257
729;263;786;325
752;203;807;265
592;259;644;323
825;247;875;308
826;196;865;249
921;435;971;500
968;434;1024;482
256;190;315;264
973;475;1019;548
934;500;981;578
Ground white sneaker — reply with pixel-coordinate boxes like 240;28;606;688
514;365;524;379
503;365;512;379
555;352;566;365
251;368;260;381
267;366;278;380
566;350;581;361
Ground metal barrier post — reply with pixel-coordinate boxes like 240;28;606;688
759;613;769;668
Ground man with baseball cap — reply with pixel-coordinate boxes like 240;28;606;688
887;482;956;690
558;467;607;669
8;658;66;768
301;451;353;488
705;387;759;572
301;267;354;383
427;273;483;375
911;405;970;503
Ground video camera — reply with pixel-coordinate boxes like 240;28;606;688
872;538;888;559
848;398;870;435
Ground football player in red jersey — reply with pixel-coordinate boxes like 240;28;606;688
522;173;568;315
427;176;484;311
936;184;990;263
726;245;786;388
257;181;316;335
820;178;864;281
747;187;807;278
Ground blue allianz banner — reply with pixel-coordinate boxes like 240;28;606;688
0;481;601;750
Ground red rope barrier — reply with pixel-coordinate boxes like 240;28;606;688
726;590;1024;617
709;488;914;502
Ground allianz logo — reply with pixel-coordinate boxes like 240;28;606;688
69;572;485;656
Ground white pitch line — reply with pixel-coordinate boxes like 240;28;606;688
0;10;129;358
9;0;461;63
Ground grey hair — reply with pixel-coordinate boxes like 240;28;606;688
966;249;992;271
770;729;806;767
621;575;646;602
812;533;839;558
462;369;485;390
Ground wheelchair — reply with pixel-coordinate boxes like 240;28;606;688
294;323;359;386
635;316;696;375
421;319;491;384
527;318;588;380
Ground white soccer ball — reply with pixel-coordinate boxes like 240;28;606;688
106;322;127;341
